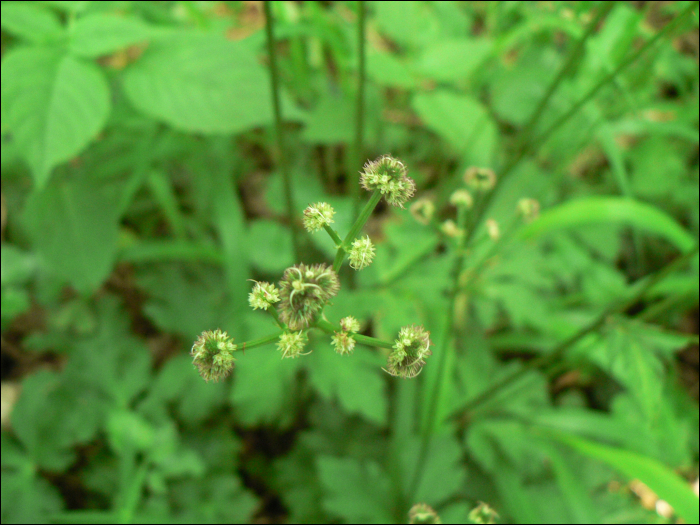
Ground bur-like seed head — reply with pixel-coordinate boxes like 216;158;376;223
385;325;432;379
409;503;442;524
278;263;340;330
450;189;474;208
517;198;540;222
360;155;416;208
277;331;309;359
331;331;356;355
464;167;496;191
248;281;280;310
340;316;361;333
410;198;435;225
303;202;335;233
468;502;498;524
191;329;237;382
348;235;376;270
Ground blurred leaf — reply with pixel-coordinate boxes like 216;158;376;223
1;1;64;43
547;432;699;524
122;32;274;134
1;47;110;187
1;244;36;285
166;475;258;523
302;94;354;144
68;13;161;58
414;39;492;83
367;50;418;89
248;220;294;274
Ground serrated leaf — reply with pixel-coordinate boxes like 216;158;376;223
122;32;274;134
1;47;110;187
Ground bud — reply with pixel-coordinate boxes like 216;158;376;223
468;502;498;524
278;263;340;330
486;219;500;240
360;155;416;208
409;503;442;524
385;325;432;379
331;331;356;355
410;198;435;225
440;219;463;238
464;167;496;191
248;281;280;310
517;198;540;222
277;330;309;359
340;316;361;333
303;202;335;233
449;189;473;208
348;235;376;270
191;329;237;382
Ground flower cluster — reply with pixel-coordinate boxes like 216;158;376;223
360;155;416;208
385;325;432;379
409;503;442;524
278;263;340;330
191;329;237;382
303;202;335;233
332;316;361;355
277;330;309;358
348;235;376;270
248;281;280;310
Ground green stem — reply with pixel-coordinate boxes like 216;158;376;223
239;332;283;351
333;189;383;273
268;307;285;329
352;0;366;216
448;244;699;426
264;1;301;260
316;318;394;350
323;224;344;247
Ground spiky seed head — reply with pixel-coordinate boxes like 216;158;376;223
409;503;442;524
340;316;361;333
191;329;237;382
348;235;376;270
464;167;496;191
360;155;416;208
331;331;356;355
248;281;280;310
277;331;309;359
385;325;432;379
303;202;335;232
278;263;340;330
468;502;499;524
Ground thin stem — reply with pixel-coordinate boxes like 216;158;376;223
352;0;366;216
323;224;344;247
264;1;301;259
239;332;283;351
448;244;699;426
333;189;383;273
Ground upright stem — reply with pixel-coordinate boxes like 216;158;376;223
352;1;367;216
333;189;383;273
264;1;301;259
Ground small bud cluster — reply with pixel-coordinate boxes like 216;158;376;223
486;218;500;240
385;325;432;379
278;263;340;330
348;235;376;270
409;503;442;524
468;502;498;524
517;198;540;222
303;202;335;233
360;155;416;208
191;329;237;382
248;281;280;310
464;167;496;191
277;330;309;358
332;316;361;355
410;198;435;225
449;189;473;208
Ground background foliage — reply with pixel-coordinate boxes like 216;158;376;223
1;1;698;523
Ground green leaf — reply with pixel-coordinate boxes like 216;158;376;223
122;32;275;134
413;39;492;83
1;2;64;43
68;13;160;58
316;456;394;523
305;346;387;425
548;432;699;524
302;95;354;144
22;174;120;294
519;196;697;253
248;220;294;274
1;48;110;188
1;244;36;286
411;90;498;165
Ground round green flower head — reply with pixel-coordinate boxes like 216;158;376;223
191;329;237;382
385;325;432;379
277;330;309;359
360;155;416;208
248;281;280;310
331;331;356;356
349;235;376;270
409;503;442;524
303;202;335;233
340;316;361;333
278;263;340;330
